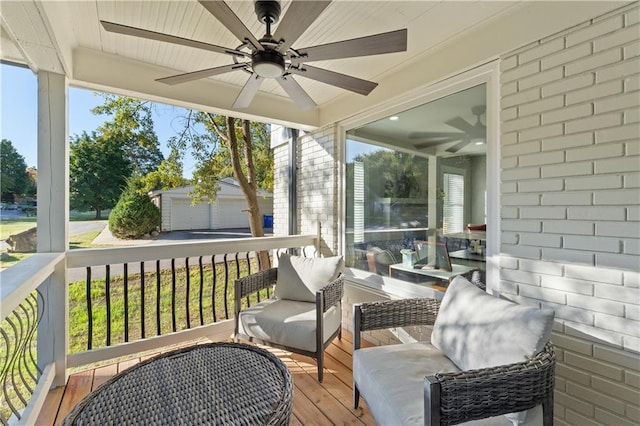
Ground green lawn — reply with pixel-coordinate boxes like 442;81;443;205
0;217;37;240
67;258;266;354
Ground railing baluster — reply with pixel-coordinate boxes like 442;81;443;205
245;251;252;275
16;304;33;395
106;265;111;347
22;296;38;383
199;256;204;326
211;256;217;323
223;254;229;320
124;263;129;343
140;261;145;339
185;257;191;330
3;315;23;416
156;260;161;336
86;267;93;350
171;259;177;333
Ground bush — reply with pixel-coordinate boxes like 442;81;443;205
109;182;160;239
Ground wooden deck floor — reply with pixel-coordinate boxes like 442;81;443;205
36;330;375;425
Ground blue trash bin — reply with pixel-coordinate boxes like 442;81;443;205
263;214;273;228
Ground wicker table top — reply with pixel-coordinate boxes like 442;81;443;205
63;342;293;426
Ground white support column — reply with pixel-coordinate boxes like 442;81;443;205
36;71;69;387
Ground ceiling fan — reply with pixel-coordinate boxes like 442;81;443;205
100;0;408;110
411;105;486;153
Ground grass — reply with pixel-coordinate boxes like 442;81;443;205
2;256;269;421
67;258;267;354
0;230;104;269
0;217;37;240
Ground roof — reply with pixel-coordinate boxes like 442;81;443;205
150;178;272;199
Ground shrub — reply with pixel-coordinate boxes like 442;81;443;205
109;182;160;239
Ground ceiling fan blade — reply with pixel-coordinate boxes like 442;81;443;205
100;21;244;57
273;1;331;53
409;131;466;140
289;65;377;95
446;138;472;153
291;29;407;64
277;76;317;110
198;0;263;50
156;64;247;85
445;116;476;135
233;74;263;108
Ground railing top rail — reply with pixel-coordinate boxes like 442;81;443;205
1;252;65;320
66;234;317;268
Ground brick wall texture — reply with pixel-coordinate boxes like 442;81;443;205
500;4;640;425
272;4;640;424
272;140;289;237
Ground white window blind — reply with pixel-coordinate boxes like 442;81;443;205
443;173;464;234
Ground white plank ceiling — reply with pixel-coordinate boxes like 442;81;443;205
2;1;519;105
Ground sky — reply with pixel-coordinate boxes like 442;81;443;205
0;63;199;178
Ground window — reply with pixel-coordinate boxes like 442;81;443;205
442;172;464;234
344;83;489;285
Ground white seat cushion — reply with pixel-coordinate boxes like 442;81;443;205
274;254;344;303
354;342;545;426
353;342;459;426
237;298;341;352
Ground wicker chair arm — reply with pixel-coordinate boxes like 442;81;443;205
355;298;441;332
235;268;278;300
426;342;556;425
318;275;344;313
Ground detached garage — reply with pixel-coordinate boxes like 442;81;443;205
150;178;273;232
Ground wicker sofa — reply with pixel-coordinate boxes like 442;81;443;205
353;276;556;425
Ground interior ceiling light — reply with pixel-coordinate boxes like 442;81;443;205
389;116;399;121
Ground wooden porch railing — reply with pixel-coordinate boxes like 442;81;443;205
0;233;318;425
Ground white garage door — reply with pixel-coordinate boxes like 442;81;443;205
171;199;209;230
218;199;250;228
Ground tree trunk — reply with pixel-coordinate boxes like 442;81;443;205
95;208;102;219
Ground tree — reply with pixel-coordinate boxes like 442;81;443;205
175;113;272;236
92;95;163;175
139;147;188;194
0;139;31;203
70;132;132;219
109;178;160;239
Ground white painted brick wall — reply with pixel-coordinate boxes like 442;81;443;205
296;127;339;255
500;4;640;424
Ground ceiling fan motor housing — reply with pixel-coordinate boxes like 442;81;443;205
255;0;281;24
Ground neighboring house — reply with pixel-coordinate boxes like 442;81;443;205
149;178;273;231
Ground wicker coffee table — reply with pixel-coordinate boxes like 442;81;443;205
63;342;293;425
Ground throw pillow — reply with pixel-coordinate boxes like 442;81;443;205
431;275;554;371
274;253;344;303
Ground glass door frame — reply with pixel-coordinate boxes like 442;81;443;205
337;60;501;294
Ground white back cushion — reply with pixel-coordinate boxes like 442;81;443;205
431;276;554;371
274;253;343;303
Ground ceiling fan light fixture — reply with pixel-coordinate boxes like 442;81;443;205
252;50;285;78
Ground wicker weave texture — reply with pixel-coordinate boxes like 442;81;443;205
434;342;555;425
236;268;278;299
320;276;344;313
357;297;441;331
63;343;293;426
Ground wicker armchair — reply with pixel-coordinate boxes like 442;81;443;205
353;279;556;426
235;266;344;382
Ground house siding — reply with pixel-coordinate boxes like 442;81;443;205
272;138;289;237
272;125;340;255
297;126;339;255
499;4;640;425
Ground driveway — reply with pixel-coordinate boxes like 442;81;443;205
67;227;272;282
